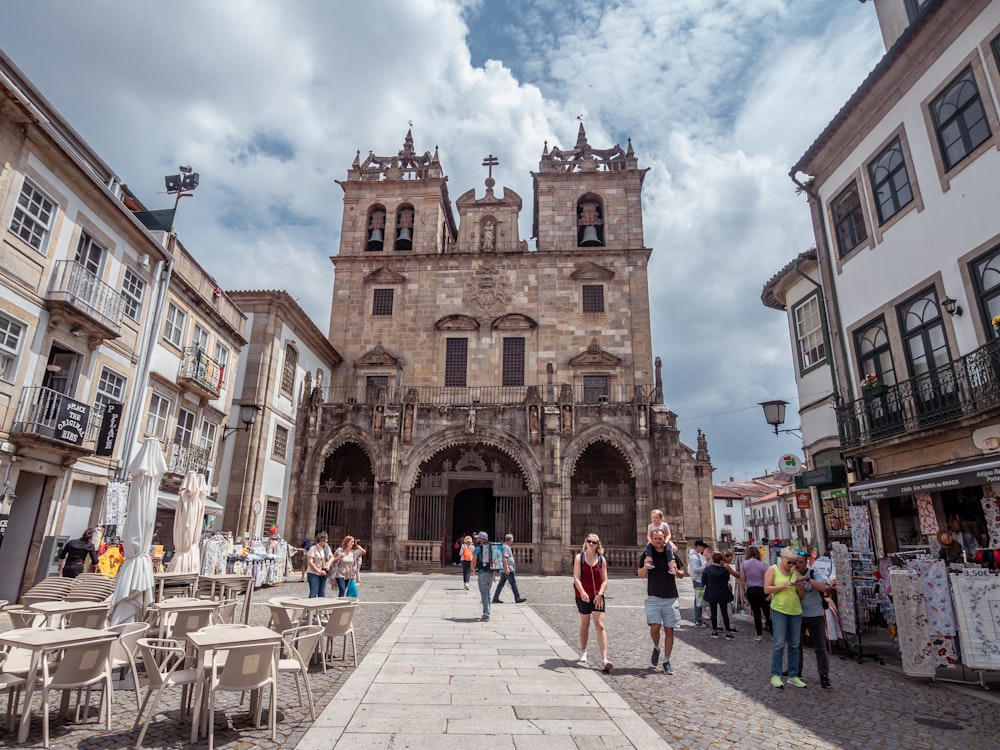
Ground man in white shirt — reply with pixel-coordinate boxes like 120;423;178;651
688;540;707;626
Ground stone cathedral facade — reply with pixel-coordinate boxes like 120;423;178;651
287;127;713;573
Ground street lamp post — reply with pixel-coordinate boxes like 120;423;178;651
759;400;802;437
164;165;200;229
221;404;260;539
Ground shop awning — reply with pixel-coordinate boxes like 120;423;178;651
848;455;1000;503
156;492;224;516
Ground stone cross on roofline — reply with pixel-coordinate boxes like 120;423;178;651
482;154;499;195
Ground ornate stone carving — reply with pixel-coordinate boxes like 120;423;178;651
463;260;507;318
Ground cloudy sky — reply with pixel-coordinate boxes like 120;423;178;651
0;0;885;482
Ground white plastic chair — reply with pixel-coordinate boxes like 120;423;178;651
108;622;150;711
63;605;109;629
278;625;323;719
133;637;201;748
0;651;28;733
267;602;299;633
212;598;239;625
38;638;114;749
320;602;358;670
7;608;43;628
206;642;278;750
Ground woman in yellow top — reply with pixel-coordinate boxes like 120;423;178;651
764;547;805;689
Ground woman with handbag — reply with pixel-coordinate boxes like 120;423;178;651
702;552;736;638
331;536;366;597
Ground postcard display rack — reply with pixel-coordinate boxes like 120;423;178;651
830;541;885;664
891;562;999;689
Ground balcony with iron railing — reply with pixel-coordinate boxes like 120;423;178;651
163;440;212;476
837;337;1000;450
45;260;124;339
9;386;102;457
177;347;225;401
319;383;657;407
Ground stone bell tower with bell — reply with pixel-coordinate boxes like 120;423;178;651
288;125;713;574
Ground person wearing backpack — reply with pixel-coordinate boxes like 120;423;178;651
460;535;475;590
573;533;612;672
474;531;494;621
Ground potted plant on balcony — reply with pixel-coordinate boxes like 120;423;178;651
860;373;886;397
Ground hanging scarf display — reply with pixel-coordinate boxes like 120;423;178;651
849;505;872;552
831;543;855;635
981;496;1000;548
890;569;958;676
910;559;957;636
950;572;1000;669
915;492;939;536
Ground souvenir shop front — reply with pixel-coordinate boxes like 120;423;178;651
844;455;1000;686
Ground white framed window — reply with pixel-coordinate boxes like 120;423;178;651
121;268;146;320
793;294;826;372
163;303;186;347
199;419;218;459
272;424;289;460
145;393;171;439
75;232;105;276
192;324;209;352
213;342;229;371
175;408;196;445
95;367;126;408
0;314;26;382
9;178;56;253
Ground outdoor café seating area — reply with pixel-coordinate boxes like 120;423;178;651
0;573;362;748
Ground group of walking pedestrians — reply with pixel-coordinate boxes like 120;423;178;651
304;532;366;599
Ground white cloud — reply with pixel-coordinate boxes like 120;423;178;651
0;0;883;480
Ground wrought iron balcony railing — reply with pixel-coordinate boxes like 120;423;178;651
163;440;211;475
177;347;224;399
10;386;102;448
317;384;656;407
837;337;1000;449
47;260;124;333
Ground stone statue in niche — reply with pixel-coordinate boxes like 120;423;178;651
562;404;573;438
466;406;476;433
374;404;384;432
481;219;495;252
528;404;540;443
637;404;647;431
403;403;414;442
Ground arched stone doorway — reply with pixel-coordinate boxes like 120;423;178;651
315;442;375;544
406;444;533;566
570;441;636;547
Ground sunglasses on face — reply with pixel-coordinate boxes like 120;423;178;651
586;540;599;545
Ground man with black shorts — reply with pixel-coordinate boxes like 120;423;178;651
639;528;685;675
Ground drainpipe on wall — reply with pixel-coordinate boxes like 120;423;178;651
115;234;176;481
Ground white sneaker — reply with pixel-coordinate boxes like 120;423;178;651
579;651;588;663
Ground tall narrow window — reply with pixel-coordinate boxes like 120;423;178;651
931;67;991;171
445;338;468;387
972;245;1000;339
372;289;394;316
366;375;389;403
192;324;209;351
395;206;414;250
856;319;897;386
868;138;913;224
366;206;386;251
577;195;604;246
175;408;196;446
583;375;609;403
793;295;825;371
200;419;218;459
280;343;297;396
831;182;867;256
900;292;949;374
272;424;289;460
214;343;229;387
582;285;605;313
145;393;171;438
502;337;525;387
121;268;146;320
0;314;25;382
163;303;186;346
75;233;105;276
9;178;55;253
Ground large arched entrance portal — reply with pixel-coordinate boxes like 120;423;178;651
570;441;636;547
407;444;532;564
315;442;375;544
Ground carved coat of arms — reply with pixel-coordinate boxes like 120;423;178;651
463;261;507;318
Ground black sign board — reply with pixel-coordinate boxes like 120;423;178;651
54;396;90;446
795;465;847;489
95;401;123;457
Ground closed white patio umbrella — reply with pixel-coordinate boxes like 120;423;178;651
109;438;167;625
167;471;207;574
